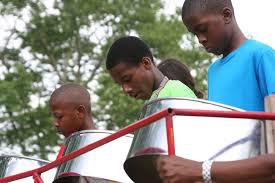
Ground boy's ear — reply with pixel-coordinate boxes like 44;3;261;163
222;7;233;24
141;57;153;70
76;105;85;119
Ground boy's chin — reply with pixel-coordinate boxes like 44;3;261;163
130;93;148;100
138;94;150;100
209;48;224;56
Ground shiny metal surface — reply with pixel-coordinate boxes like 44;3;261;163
124;97;265;183
0;155;56;183
54;130;133;183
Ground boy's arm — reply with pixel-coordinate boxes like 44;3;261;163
212;154;275;183
157;154;275;183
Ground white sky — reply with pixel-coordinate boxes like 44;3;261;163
165;0;275;49
233;0;275;48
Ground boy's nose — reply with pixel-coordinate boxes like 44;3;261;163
122;84;133;94
53;119;59;127
197;34;207;44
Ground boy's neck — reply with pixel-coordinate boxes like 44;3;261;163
153;69;165;91
223;26;247;57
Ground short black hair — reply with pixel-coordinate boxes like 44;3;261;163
106;36;154;70
158;58;204;98
50;83;92;114
182;0;234;18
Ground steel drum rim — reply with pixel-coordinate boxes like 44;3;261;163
64;129;134;145
0;154;50;164
142;97;246;112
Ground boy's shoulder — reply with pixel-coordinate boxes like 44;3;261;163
244;40;275;62
208;39;275;74
159;80;196;98
210;39;274;66
244;39;274;53
165;80;187;89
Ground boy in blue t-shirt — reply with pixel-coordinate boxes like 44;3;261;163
156;0;275;182
182;1;275;112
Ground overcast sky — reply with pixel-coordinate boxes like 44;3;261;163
165;0;275;48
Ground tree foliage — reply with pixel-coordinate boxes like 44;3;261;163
0;0;212;159
0;63;60;159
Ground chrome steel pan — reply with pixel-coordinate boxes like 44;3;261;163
124;97;265;183
54;130;133;183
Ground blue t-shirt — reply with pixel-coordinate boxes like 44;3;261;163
208;39;275;111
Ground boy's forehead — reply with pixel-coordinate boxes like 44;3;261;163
110;62;137;74
109;62;140;83
50;95;74;107
183;14;202;29
183;11;214;29
183;9;209;22
50;97;65;107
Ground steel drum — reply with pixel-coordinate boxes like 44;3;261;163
124;97;266;183
53;130;133;183
0;155;56;183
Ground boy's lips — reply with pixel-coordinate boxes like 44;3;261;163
130;91;147;99
129;93;137;98
201;43;210;51
204;44;216;53
204;45;210;51
205;46;214;53
129;92;140;99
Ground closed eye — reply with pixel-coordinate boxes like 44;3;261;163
121;75;132;83
53;113;63;120
195;24;208;33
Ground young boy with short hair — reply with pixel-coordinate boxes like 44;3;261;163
182;0;275;111
106;36;197;101
49;83;95;158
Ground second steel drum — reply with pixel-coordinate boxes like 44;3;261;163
53;130;133;183
124;97;266;183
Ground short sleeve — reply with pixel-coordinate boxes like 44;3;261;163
257;49;275;97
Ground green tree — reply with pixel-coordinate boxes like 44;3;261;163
0;0;212;159
0;63;60;159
